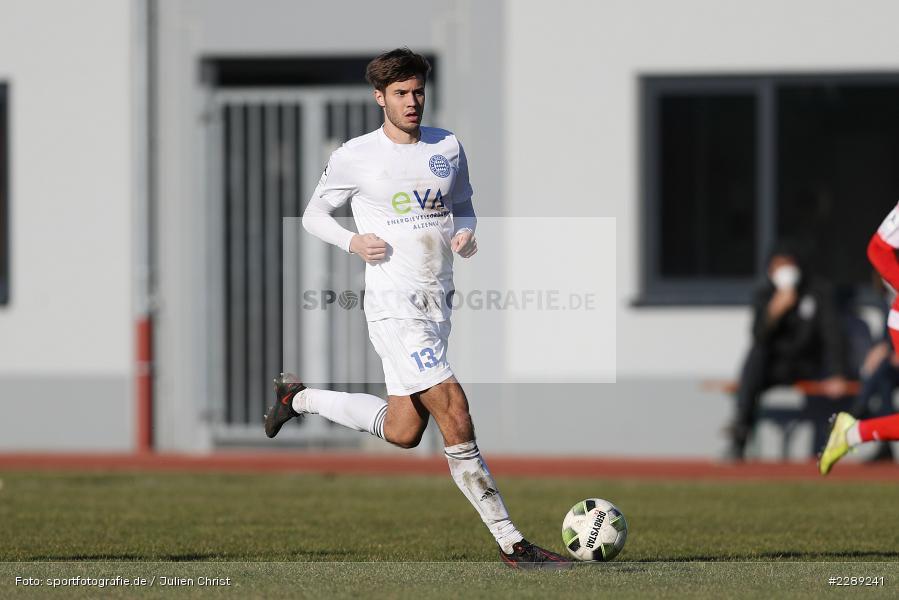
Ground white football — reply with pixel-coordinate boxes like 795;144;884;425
561;498;628;561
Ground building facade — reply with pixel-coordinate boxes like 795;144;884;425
2;0;898;458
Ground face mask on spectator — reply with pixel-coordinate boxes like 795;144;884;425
771;265;800;290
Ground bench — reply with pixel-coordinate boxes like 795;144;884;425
703;379;861;459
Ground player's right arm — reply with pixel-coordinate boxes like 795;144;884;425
868;203;899;292
302;148;387;264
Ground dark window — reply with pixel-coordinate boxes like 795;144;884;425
641;75;899;305
659;93;756;279
0;84;7;305
777;84;899;286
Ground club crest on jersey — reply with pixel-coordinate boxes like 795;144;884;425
429;154;451;178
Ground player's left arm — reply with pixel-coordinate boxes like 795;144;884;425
451;141;477;258
451;201;477;258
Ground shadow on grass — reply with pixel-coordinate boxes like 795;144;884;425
14;549;353;562
15;553;221;562
630;550;899;562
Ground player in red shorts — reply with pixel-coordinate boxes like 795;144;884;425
820;203;899;474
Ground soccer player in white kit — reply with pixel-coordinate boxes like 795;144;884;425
264;48;569;568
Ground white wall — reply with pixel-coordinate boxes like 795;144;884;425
0;0;134;376
505;0;899;380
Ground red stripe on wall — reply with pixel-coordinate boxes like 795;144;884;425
135;317;153;453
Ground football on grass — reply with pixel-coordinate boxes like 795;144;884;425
561;498;628;561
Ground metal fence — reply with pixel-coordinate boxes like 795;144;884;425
207;88;385;446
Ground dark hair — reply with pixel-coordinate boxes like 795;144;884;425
365;47;431;91
767;238;810;270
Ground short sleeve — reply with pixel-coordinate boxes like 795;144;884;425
313;147;357;209
454;140;474;204
877;202;899;248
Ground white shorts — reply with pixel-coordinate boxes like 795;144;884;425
367;318;454;396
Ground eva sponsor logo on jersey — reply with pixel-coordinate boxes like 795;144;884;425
391;188;447;214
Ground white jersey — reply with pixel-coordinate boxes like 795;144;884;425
311;126;474;322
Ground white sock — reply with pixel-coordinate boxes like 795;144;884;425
444;440;524;554
294;388;388;439
847;422;862;447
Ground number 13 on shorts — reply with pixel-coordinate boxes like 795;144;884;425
411;347;439;371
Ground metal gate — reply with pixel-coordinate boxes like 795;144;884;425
206;87;385;445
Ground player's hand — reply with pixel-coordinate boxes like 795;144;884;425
451;230;477;258
350;233;388;265
767;289;797;322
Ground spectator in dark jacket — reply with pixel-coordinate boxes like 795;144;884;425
726;245;849;460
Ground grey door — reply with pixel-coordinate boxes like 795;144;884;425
208;88;385;446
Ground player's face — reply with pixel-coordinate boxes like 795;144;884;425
375;76;426;135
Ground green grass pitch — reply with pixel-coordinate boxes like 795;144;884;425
1;470;898;598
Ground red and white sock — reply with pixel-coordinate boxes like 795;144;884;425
856;413;899;444
846;422;862;447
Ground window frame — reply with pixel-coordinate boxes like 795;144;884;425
638;72;899;307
